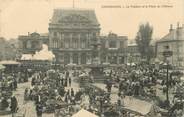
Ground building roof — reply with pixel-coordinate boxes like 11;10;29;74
100;32;128;40
158;26;184;43
40;33;48;37
50;8;99;25
18;32;48;40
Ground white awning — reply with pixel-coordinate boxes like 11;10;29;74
72;109;98;117
123;98;155;116
0;60;20;65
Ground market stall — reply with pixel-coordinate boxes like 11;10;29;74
79;73;91;87
0;61;20;73
0;77;13;111
72;109;99;117
121;97;160;117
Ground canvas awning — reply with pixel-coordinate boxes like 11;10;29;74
0;60;20;65
66;63;77;66
0;64;5;70
79;73;89;78
122;98;157;116
72;109;98;117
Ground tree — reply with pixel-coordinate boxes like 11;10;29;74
135;23;153;62
0;37;19;60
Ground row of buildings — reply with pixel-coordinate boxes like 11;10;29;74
18;8;184;67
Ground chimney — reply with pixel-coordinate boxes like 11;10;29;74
169;24;173;32
177;22;180;29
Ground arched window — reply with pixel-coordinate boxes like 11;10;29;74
64;53;70;64
81;53;87;64
72;33;78;49
64;34;70;49
81;33;86;49
73;53;78;64
53;39;59;48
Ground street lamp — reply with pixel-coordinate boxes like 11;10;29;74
53;57;56;70
162;45;173;106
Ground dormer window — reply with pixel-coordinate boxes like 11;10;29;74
109;40;116;48
164;45;169;50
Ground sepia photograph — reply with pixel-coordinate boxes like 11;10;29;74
0;0;184;117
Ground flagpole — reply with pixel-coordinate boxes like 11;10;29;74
73;0;75;8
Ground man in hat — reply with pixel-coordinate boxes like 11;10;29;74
36;103;43;117
69;77;71;87
10;95;18;117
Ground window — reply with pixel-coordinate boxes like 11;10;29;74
72;33;78;48
31;41;39;49
53;32;57;37
164;45;169;50
53;40;58;48
26;41;31;49
60;41;63;48
109;40;116;48
64;38;69;48
23;41;27;49
64;34;70;48
120;41;124;48
81;33;86;48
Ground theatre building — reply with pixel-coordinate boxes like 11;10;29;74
48;9;101;64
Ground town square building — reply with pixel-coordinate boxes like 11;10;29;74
100;33;128;64
18;32;48;54
156;23;184;67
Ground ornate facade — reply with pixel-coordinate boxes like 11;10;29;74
18;32;48;54
49;9;100;64
100;33;128;64
49;9;127;65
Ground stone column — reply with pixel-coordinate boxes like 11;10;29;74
105;40;109;48
117;56;120;64
78;34;81;49
61;34;64;49
117;40;120;48
78;53;81;65
89;53;92;64
70;53;73;64
88;33;90;49
106;55;109;63
70;33;72;48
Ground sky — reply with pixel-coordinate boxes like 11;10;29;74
0;0;183;40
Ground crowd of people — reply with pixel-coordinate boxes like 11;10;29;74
0;62;184;117
0;71;28;115
22;69;92;117
103;63;184;116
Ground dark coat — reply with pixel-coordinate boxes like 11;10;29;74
36;104;43;116
10;96;18;113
